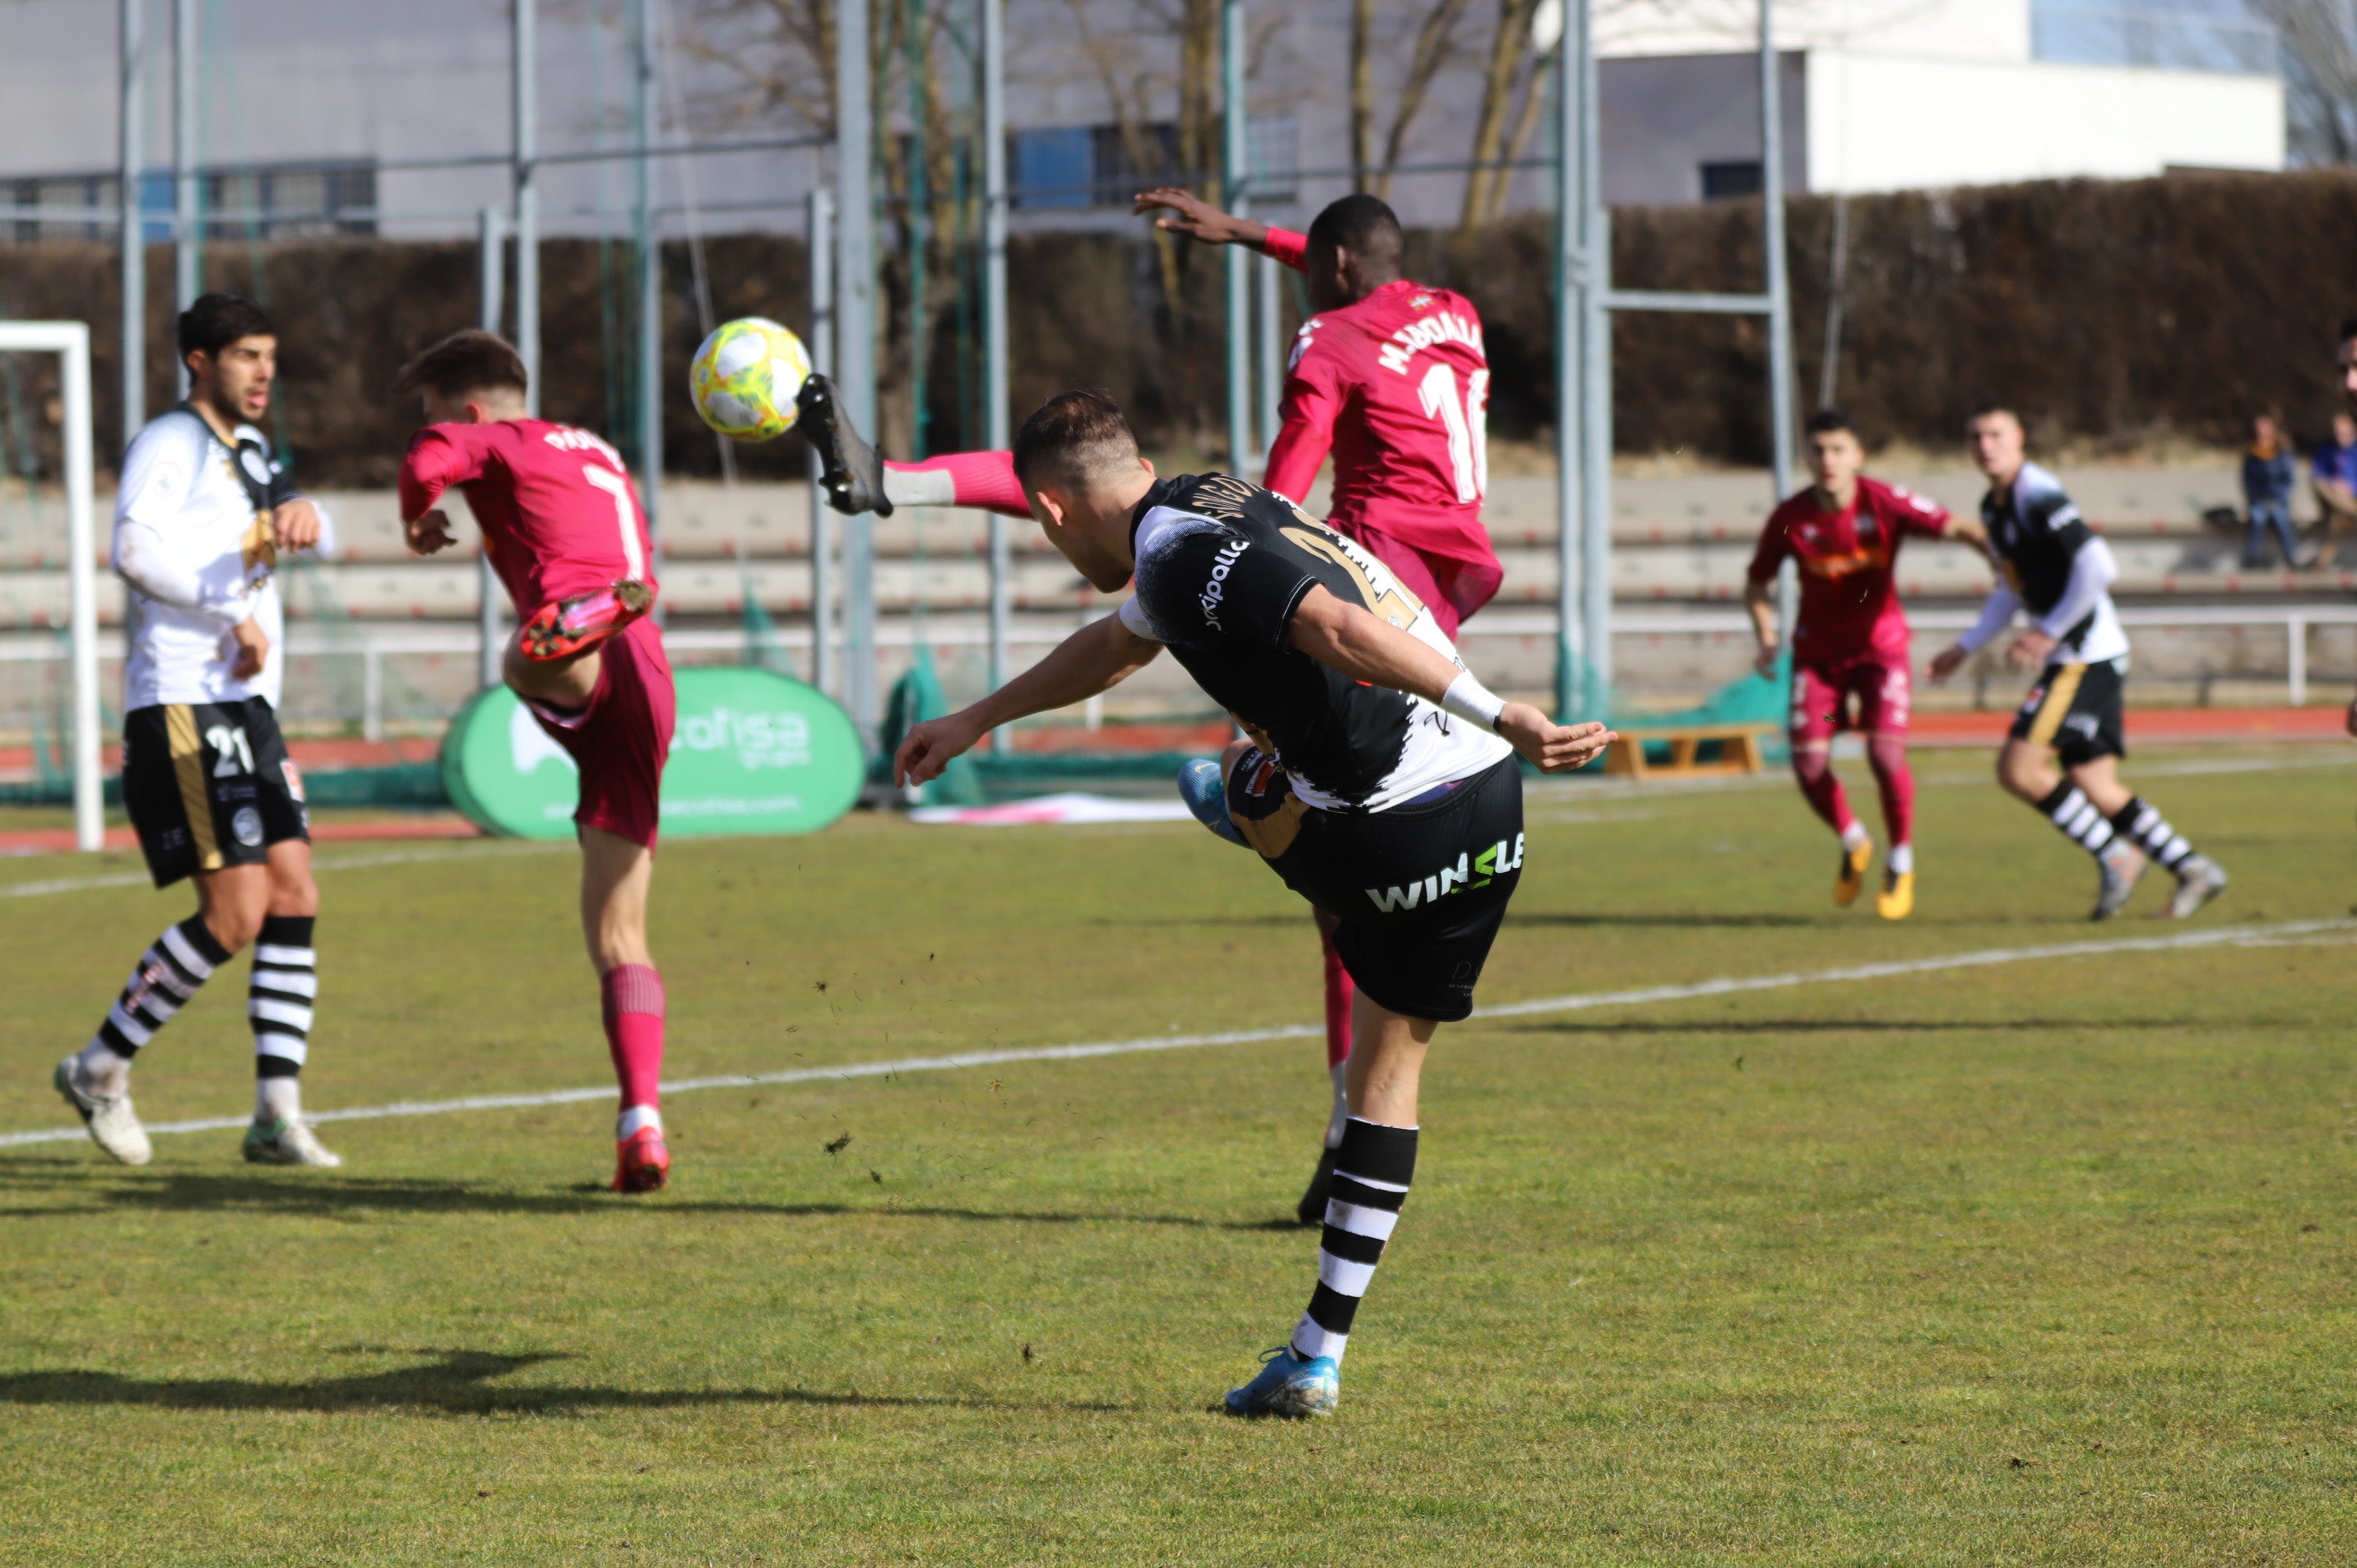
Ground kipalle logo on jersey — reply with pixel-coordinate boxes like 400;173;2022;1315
1200;539;1248;629
1364;833;1525;912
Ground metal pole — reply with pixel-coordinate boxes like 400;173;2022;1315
1255;251;1281;475
119;0;145;445
1551;13;1582;721
62;327;101;853
982;0;1012;746
1578;0;1611;706
1760;0;1799;636
808;185;837;699
634;0;663;597
1221;0;1251;473
173;0;198;325
837;0;881;735
905;0;930;461
2289;614;2308;706
514;0;541;416
478;208;506;688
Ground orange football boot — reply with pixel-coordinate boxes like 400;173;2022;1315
612;1125;671;1192
518;580;656;663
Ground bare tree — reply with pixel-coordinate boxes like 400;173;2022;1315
1375;0;1476;201
2254;0;2357;165
1461;0;1540;229
1350;0;1375;190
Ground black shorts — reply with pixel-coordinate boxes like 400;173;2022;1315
1227;750;1524;1024
122;697;310;889
2007;657;2126;765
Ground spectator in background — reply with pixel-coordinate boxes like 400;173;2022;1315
2242;415;2305;568
2312;411;2357;568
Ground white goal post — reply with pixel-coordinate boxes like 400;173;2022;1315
0;321;100;851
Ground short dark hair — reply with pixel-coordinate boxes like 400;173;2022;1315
1306;194;1403;267
392;329;530;401
1803;408;1855;438
176;293;274;359
1967;404;2025;437
2339;318;2357;345
1011;389;1141;492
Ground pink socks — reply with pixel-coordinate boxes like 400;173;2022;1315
1791;747;1858;837
884;452;1031;518
600;963;666;1112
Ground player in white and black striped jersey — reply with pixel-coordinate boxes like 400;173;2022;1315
51;295;341;1167
1930;407;2228;920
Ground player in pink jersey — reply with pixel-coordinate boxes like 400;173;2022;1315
393;330;678;1193
1745;409;1986;920
797;193;1505;1224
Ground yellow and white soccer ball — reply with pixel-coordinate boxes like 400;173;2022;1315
688;318;813;442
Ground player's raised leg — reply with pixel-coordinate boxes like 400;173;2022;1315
797;375;1031;521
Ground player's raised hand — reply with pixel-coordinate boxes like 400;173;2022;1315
1132;187;1259;248
271;497;323;553
894;713;985;788
1927;644;1970;684
405;507;457;555
1497;705;1616;775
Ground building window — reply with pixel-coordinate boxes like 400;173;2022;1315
1700;160;1763;201
2031;0;2276;74
5;160;376;243
1012;123;1189;209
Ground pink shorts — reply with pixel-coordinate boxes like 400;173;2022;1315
1789;653;1910;744
532;618;676;848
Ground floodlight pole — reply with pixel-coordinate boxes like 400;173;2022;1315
119;0;144;445
478;208;507;689
1221;0;1251;474
1256;252;1281;474
634;0;663;598
1760;0;1799;637
514;0;541;417
173;0;198;320
1551;8;1584;720
808;185;837;699
981;0;1012;748
836;0;881;737
1578;0;1611;706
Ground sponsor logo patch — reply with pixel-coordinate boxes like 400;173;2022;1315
1364;833;1525;912
231;806;264;846
1199;539;1249;629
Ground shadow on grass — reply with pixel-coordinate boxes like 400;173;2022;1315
0;1349;1128;1415
0;1167;1304;1232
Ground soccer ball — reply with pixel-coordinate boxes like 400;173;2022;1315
688;318;813;442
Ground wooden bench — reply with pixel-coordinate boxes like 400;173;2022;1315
1603;722;1776;780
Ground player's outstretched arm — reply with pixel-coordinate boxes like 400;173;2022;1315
895;612;1164;786
1284;586;1615;774
1132;187;1266;248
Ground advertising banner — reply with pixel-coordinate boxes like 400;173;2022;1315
441;667;865;839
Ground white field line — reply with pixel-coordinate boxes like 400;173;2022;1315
0;840;568;900
4;916;2345;1152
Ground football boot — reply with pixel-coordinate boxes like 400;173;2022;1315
796;373;895;517
517;580;656;663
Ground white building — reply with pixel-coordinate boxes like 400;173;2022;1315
1598;0;2283;205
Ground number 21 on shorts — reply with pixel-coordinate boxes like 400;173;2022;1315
1418;364;1490;504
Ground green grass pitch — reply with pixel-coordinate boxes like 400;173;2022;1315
5;748;2356;1565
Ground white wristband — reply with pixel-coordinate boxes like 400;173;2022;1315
1440;670;1508;734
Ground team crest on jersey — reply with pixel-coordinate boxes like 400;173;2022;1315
1410;292;1433;309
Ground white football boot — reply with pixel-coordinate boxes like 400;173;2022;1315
243;1116;343;1167
53;1054;153;1165
2166;855;2228;919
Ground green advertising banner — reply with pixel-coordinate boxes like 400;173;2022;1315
441;667;866;840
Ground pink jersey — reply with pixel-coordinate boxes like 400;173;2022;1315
1745;475;1952;662
1258;244;1501;626
398;419;656;620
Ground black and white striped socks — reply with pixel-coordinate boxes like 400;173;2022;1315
2108;797;2197;874
249;915;317;1123
83;914;232;1084
1291;1116;1418;1365
2034;782;2118;858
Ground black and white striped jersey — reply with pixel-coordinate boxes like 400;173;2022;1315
1117;473;1511;813
1979;461;2127;662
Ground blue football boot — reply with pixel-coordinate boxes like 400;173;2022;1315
1178;758;1248;848
1222;1346;1340;1419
